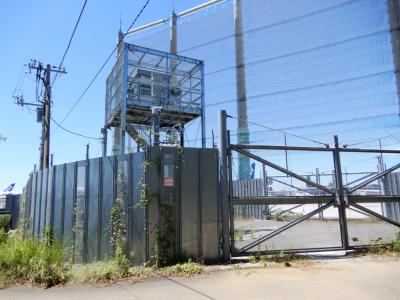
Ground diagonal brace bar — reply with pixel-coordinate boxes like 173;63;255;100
348;162;400;194
236;200;335;254
349;202;400;228
270;177;316;196
234;147;334;195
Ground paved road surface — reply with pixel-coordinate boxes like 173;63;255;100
1;256;399;300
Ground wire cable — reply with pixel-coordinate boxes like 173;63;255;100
50;116;101;140
344;131;400;148
52;0;88;86
227;114;329;147
52;0;151;135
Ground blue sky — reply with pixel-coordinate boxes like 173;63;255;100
0;0;206;191
1;0;399;191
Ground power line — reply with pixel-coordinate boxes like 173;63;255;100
344;131;400;148
50;116;101;140
52;0;151;135
52;0;88;86
227;114;329;147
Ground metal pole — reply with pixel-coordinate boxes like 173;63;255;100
180;125;184;147
86;143;89;160
316;168;324;220
152;107;161;146
101;127;107;157
113;31;124;155
234;0;250;178
227;130;235;256
333;135;349;250
120;42;128;154
200;62;206;148
262;163;269;213
43;64;51;169
387;0;400;114
219;110;230;261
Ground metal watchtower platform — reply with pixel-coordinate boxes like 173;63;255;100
104;43;205;154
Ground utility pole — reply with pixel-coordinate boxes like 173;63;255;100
15;60;66;170
387;0;400;113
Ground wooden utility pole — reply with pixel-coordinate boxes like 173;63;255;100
23;60;66;170
43;64;51;169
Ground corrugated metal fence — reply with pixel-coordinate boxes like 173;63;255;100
383;172;400;222
22;153;145;264
21;147;220;265
232;178;268;219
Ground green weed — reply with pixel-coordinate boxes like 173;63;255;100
0;236;67;288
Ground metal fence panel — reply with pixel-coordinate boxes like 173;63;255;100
24;176;32;235
87;158;100;262
45;167;54;228
39;169;48;237
29;172;36;235
200;149;219;262
75;163;86;263
116;156;128;249
53;165;65;240
34;171;42;236
63;163;76;251
128;152;146;265
100;156;114;259
181;149;200;258
383;172;400;222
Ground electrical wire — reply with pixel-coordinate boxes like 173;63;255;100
12;66;26;97
52;0;151;135
50;116;101;140
52;0;88;86
344;132;400;148
227;114;329;147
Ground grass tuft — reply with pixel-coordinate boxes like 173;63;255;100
160;259;203;276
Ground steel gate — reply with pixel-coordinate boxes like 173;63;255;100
218;110;400;259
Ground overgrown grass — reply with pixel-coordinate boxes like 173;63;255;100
69;260;130;285
358;232;400;257
0;236;67;288
161;259;203;276
68;259;203;285
249;251;308;267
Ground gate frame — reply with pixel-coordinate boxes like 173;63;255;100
218;110;400;259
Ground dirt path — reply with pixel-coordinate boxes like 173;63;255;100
1;256;399;300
